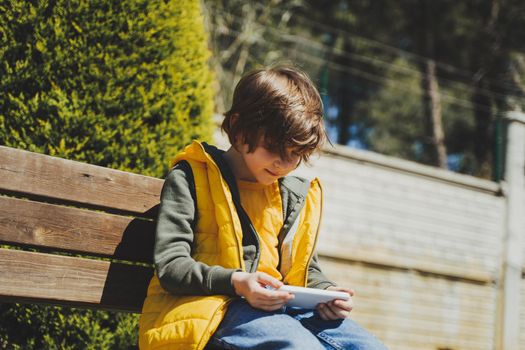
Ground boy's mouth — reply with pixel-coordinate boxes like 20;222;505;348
265;169;280;177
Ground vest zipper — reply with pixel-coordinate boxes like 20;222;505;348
247;219;261;273
277;202;301;277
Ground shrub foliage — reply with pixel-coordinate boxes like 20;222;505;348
0;0;214;177
0;0;214;348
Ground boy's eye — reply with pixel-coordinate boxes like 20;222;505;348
285;151;301;163
289;150;301;158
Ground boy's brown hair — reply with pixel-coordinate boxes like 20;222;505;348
222;65;327;163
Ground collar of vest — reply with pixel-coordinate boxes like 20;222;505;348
200;142;310;228
175;141;310;219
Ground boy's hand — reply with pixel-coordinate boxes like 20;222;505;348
316;286;355;320
231;271;294;311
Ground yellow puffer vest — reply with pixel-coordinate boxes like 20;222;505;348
139;141;323;350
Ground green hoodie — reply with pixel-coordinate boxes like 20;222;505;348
154;142;336;296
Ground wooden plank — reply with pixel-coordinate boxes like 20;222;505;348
0;146;163;216
0;196;154;262
0;248;153;312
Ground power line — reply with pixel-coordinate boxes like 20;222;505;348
209;5;524;105
213;27;494;114
276;29;519;105
213;26;497;115
212;2;523;95
250;3;514;93
297;49;497;115
208;8;520;112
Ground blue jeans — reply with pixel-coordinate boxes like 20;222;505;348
207;299;389;350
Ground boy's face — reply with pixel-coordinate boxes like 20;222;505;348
239;142;301;185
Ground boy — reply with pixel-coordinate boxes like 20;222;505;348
139;66;388;349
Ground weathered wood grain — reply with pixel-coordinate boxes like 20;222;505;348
0;195;154;262
0;248;153;312
0;146;163;216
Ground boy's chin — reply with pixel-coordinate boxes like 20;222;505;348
256;175;279;186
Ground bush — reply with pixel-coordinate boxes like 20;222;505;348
0;304;138;350
0;0;214;348
0;0;214;177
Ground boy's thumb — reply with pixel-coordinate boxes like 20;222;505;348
256;272;282;289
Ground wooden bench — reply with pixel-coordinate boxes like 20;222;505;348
0;145;162;313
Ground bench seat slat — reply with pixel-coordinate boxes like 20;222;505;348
0;146;163;216
0;248;153;312
0;196;154;263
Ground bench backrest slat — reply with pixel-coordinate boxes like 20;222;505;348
0;146;163;312
0;196;155;262
0;248;152;312
0;146;163;216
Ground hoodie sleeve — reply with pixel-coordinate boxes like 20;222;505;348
154;161;239;296
307;253;337;290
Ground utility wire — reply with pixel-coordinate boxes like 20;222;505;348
214;27;497;115
214;28;494;114
252;2;522;87
277;28;520;105
209;5;523;105
208;8;512;113
211;2;522;95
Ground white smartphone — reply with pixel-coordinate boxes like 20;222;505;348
277;285;350;309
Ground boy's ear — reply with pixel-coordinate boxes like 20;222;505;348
228;113;239;130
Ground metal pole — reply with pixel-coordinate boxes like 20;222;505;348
495;111;525;350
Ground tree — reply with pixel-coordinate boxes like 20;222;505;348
300;0;525;178
415;1;447;168
204;0;305;112
204;1;525;177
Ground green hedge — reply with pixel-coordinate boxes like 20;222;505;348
0;305;138;350
0;0;214;177
0;0;214;348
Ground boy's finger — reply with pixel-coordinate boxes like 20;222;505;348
327;302;349;318
254;296;287;310
317;309;328;320
255;272;282;289
257;300;286;309
258;287;293;300
333;299;353;311
259;303;285;311
340;288;355;296
268;292;294;301
325;304;341;320
328;286;355;297
319;303;338;320
317;304;333;320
